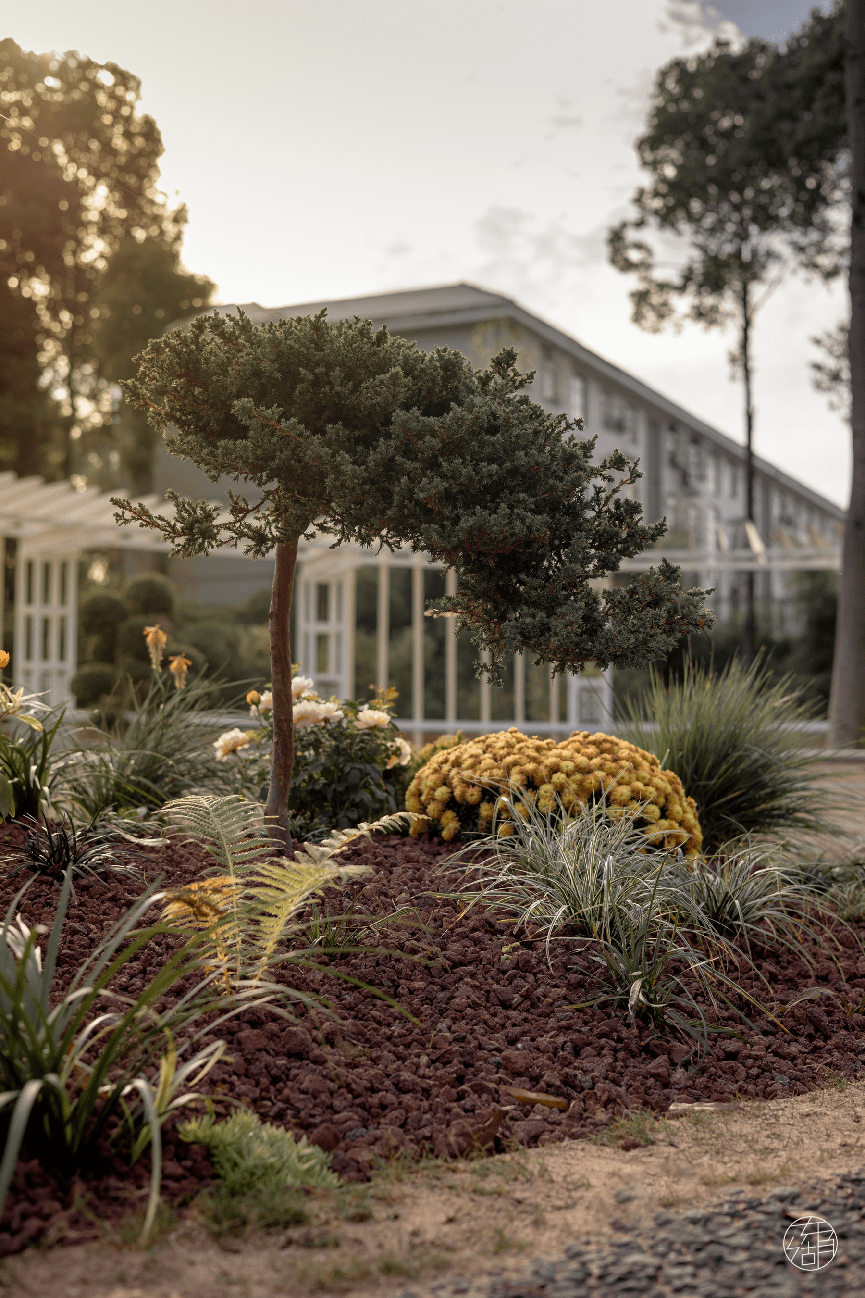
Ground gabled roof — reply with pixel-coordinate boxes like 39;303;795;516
211;282;843;521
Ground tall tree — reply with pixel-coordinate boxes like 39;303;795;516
831;0;865;746
608;31;844;661
113;311;714;843
0;39;212;486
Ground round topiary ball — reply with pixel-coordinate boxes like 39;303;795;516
70;661;120;708
124;572;176;617
404;726;702;855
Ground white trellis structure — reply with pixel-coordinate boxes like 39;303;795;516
293;537;615;746
0;474;842;735
0;474;168;707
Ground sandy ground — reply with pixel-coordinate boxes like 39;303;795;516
5;758;865;1298
5;1080;865;1298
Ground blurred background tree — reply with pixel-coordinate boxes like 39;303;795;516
0;38;214;489
608;16;847;664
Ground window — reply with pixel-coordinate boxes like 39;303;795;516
602;390;637;442
541;349;556;403
569;372;587;422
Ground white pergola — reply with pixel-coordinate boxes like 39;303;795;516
0;473;840;735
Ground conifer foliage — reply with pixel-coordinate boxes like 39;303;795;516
113;309;713;840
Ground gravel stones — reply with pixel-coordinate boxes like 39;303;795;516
458;1166;865;1296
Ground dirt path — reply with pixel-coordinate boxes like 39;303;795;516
5;1079;865;1298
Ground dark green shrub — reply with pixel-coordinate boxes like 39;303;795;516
179;620;240;673
124;572;175;617
70;661;120;708
79;592;126;663
117;614;159;665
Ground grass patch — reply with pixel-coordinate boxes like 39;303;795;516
590;1110;673;1149
195;1184;309;1239
491;1226;530;1254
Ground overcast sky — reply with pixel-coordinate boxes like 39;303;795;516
8;0;849;507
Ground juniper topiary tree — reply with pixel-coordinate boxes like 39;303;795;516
112;309;714;842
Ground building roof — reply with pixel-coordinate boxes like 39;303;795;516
212;282;843;521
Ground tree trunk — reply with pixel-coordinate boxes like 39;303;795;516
829;0;865;748
265;537;299;844
740;277;757;665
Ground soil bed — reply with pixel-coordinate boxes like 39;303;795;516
2;826;865;1257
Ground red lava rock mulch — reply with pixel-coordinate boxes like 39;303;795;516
2;825;865;1254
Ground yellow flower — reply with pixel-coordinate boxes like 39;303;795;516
0;650;8;670
405;725;702;852
143;624;168;670
247;689;260;705
168;653;192;690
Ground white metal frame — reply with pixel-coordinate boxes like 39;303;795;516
294;544;614;745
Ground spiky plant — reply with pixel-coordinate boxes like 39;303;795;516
619;653;840;853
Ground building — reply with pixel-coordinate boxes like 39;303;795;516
0;283;839;724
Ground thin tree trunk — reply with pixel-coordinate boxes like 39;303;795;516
741;277;757;665
265;537;299;844
829;0;865;749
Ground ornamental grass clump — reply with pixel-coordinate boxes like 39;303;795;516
444;790;748;1043
619;653;838;854
405;727;702;854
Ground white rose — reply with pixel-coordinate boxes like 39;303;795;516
356;707;392;730
214;728;251;761
291;676;316;701
386;736;413;768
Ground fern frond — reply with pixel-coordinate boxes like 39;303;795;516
163;794;273;874
250;856;370;975
304;811;418;862
161;876;243;994
161;877;240;928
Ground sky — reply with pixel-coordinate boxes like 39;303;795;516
7;0;850;507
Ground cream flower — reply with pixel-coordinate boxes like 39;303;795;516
291;676;316;700
356;707;392;730
386;736;413;768
213;728;251;761
293;699;345;730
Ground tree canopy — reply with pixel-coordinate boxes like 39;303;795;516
113;309;714;837
0;38;213;487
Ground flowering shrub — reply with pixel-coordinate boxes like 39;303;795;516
405;727;702;854
213;676;412;838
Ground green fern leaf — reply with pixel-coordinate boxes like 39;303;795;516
250;856;370;974
164;795;273;874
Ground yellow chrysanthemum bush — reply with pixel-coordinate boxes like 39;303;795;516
405;727;702;855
